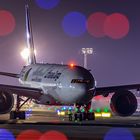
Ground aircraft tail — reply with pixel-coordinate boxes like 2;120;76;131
25;2;36;65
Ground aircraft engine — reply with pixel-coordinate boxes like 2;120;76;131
110;90;137;116
0;91;14;114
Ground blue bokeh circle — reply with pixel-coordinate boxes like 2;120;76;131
62;12;86;37
104;128;135;140
35;0;60;10
0;129;15;140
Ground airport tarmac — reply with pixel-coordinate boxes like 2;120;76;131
0;110;140;140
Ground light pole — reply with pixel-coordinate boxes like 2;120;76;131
81;48;93;69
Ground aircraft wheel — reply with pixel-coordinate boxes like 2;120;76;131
10;111;17;119
10;111;26;120
18;111;26;120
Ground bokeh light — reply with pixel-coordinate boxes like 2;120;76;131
104;13;130;39
104;107;109;112
0;129;15;140
87;12;107;38
96;108;101;113
35;0;60;10
25;108;32;118
0;10;16;36
104;128;135;140
16;129;42;140
62;12;86;37
39;130;68;140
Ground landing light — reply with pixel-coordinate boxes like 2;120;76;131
20;48;37;60
20;48;30;60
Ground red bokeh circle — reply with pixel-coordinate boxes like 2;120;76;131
0;10;16;36
16;129;42;140
104;13;130;39
87;12;107;38
39;130;68;140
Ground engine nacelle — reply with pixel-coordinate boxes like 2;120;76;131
110;90;137;116
0;91;14;114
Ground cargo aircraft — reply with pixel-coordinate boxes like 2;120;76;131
0;2;139;120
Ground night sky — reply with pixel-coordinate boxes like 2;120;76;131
0;0;140;87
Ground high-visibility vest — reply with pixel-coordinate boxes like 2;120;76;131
68;110;72;115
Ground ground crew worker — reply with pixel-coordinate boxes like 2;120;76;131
80;105;86;120
74;106;79;121
74;106;83;121
68;109;73;121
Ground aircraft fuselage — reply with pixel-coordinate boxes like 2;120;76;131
19;64;95;105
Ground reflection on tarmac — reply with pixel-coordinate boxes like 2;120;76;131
0;109;140;140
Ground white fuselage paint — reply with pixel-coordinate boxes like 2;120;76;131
19;64;95;105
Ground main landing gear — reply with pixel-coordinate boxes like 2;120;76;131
10;95;31;120
73;103;95;121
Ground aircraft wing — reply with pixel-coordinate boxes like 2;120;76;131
0;72;20;78
0;84;43;100
93;84;140;96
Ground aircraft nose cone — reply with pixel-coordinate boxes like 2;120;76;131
76;66;95;89
72;66;95;104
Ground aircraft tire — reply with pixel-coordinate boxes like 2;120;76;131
10;111;26;120
10;111;17;119
18;111;26;120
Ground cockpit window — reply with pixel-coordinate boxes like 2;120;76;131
71;79;90;84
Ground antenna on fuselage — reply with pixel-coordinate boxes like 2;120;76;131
25;0;36;65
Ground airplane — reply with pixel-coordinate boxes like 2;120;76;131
0;1;139;120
